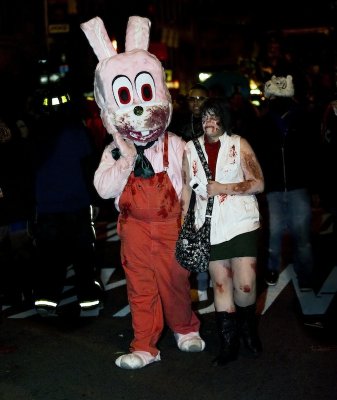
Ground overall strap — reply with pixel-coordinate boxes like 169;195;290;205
163;131;169;171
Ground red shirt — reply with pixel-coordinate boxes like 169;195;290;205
204;137;220;179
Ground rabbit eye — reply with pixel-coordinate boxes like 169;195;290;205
135;72;155;103
112;75;133;107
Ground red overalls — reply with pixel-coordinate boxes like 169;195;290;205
117;133;200;356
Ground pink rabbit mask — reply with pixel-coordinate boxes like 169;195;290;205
81;16;172;145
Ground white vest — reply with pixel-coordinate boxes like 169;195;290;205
186;134;260;245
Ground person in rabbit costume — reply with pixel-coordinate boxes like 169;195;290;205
81;16;205;369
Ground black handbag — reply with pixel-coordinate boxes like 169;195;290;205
175;139;214;272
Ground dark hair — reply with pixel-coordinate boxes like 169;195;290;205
200;97;232;135
189;83;209;95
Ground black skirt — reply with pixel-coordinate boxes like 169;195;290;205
209;229;260;261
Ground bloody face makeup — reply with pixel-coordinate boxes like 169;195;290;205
202;111;223;140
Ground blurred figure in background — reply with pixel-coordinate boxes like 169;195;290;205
172;83;211;302
228;89;260;144
0;91;36;308
178;83;209;142
255;75;319;291
30;83;102;317
168;93;189;135
320;98;337;261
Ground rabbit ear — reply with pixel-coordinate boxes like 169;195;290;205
125;16;151;52
81;16;117;61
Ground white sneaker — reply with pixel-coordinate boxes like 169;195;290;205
174;332;205;352
115;351;161;369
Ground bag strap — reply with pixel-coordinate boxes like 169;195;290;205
192;139;212;180
192;139;214;218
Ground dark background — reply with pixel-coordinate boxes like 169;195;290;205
1;0;336;99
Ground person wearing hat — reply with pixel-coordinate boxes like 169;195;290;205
255;75;319;290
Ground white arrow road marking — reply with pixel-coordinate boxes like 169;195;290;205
197;302;215;314
295;266;337;315
59;295;78;306
104;279;126;292
100;268;116;287
113;304;130;317
102;221;120;242
66;265;75;278
260;264;337;315
107;235;120;242
9;309;38;319
4;263;337;319
259;265;293;315
319;265;337;294
62;285;74;293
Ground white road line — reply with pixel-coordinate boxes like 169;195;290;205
106;235;120;242
9;309;38;319
296;266;337;315
100;267;116;286
113;304;130;317
5;264;337;319
197;302;215;314
319;265;337;294
59;295;78;306
260;264;337;315
259;265;293;315
104;279;127;291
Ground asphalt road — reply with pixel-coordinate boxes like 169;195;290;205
1;211;337;400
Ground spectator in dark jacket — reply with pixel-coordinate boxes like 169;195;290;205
31;85;102;317
255;75;320;291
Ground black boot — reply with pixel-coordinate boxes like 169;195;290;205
236;303;262;357
213;311;240;366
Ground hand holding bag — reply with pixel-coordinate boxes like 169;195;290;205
175;139;214;272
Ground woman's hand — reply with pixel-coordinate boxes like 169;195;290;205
207;180;222;197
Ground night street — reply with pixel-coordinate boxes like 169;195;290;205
1;212;337;400
1;2;337;399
